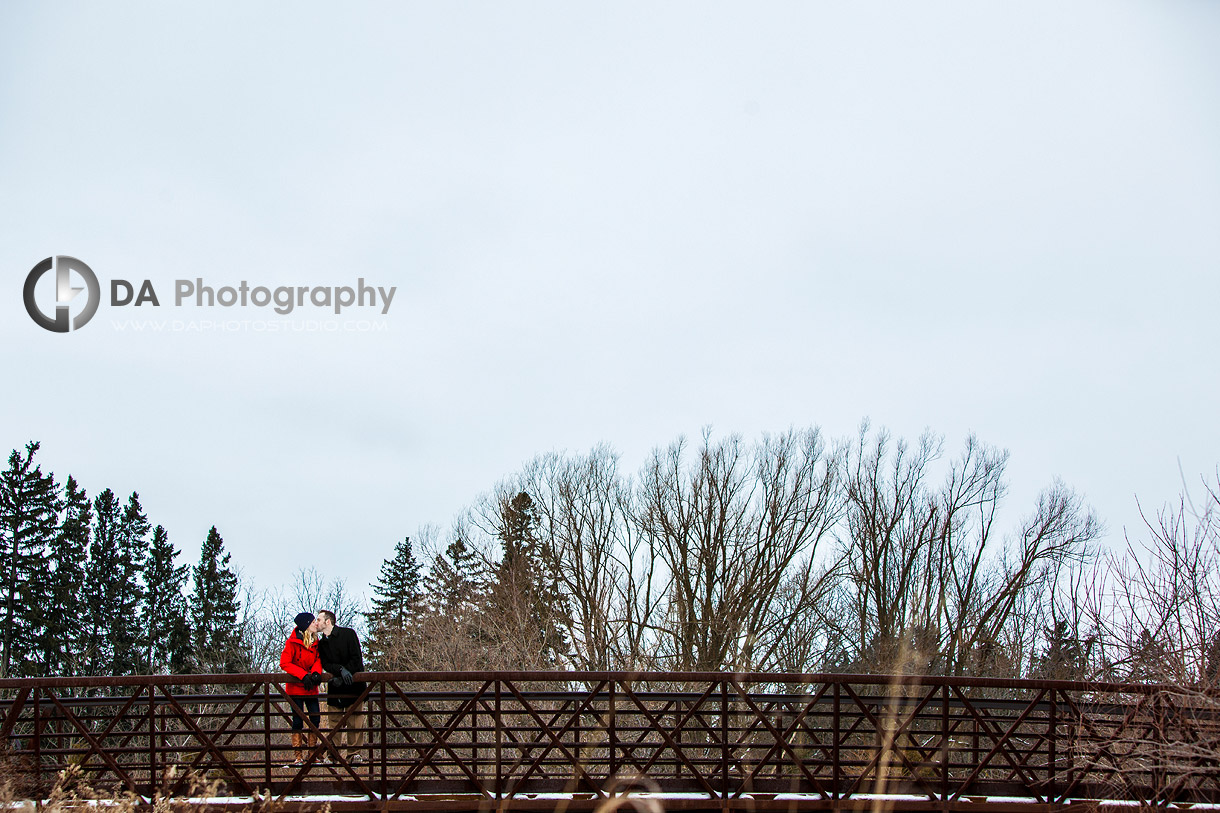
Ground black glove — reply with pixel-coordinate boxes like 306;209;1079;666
339;668;353;686
304;672;323;688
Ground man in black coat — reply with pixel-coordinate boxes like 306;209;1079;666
316;610;368;763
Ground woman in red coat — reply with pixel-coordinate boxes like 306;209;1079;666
280;612;324;766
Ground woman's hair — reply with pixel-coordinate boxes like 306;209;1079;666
290;626;319;647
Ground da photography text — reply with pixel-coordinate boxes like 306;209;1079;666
116;278;396;316
23;255;397;333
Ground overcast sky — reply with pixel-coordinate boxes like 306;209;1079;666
2;2;1218;609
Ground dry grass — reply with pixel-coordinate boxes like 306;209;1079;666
0;757;335;813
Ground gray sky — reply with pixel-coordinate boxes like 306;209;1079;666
3;1;1218;603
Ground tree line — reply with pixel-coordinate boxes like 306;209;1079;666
362;425;1100;678
6;426;1218;684
363;425;1220;686
0;442;243;678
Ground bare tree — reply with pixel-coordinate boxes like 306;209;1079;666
950;480;1100;674
1070;684;1220;806
830;423;1099;675
233;575;283;673
1025;546;1104;680
239;567;365;673
287;567;363;632
519;445;656;670
1090;474;1220;685
635;427;843;672
385;424;1101;680
752;560;846;673
831;427;947;673
1068;473;1220;805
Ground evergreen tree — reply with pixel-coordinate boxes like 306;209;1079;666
404;527;488;670
0;442;62;677
81;490;149;675
368;537;422;629
486;492;570;667
365;536;422;668
189;526;243;672
112;493;150;674
1031;620;1093;680
498;492;540;568
36;475;90;676
142;525;190;674
83;488;123;674
423;531;481;616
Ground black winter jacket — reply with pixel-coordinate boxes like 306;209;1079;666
318;625;367;707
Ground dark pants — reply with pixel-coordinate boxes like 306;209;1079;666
289;695;320;731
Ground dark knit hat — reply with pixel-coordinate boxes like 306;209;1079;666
293;612;315;632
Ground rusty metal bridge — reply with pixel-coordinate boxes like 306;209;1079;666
1;671;1216;811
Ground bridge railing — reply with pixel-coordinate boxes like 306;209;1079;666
1;671;1215;807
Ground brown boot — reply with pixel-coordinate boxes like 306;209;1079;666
307;732;325;763
287;733;304;766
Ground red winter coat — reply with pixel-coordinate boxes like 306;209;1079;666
280;631;323;696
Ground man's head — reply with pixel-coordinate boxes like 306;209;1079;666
316;610;337;634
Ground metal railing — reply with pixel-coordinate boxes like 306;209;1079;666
2;671;1217;809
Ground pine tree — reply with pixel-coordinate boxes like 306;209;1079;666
365;537;422;668
407;527;488;670
1032;620;1092;680
189;526;243;672
368;537;422;628
111;493;150;675
485;492;570;668
0;442;62;677
142;525;190;674
37;475;90;676
80;489;149;675
83;488;123;674
423;532;481;616
498;492;540;568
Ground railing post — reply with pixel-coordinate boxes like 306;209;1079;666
148;684;157;792
832;679;840;800
263;681;272;789
1048;687;1057;803
675;690;682;780
495;678;502;801
1153;690;1168;805
973;707;980;778
33;686;41;790
609;680;617;785
380;679;388;794
941;683;949;801
721;680;729;802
